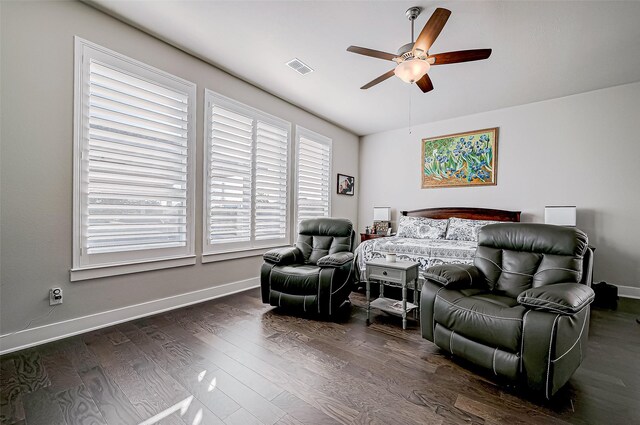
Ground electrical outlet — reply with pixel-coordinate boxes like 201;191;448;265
50;288;63;305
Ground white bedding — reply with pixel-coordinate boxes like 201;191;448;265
354;236;477;282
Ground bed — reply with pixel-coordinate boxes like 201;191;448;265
354;207;520;282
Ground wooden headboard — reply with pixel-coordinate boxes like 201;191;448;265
400;207;520;222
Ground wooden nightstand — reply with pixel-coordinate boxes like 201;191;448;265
360;233;394;242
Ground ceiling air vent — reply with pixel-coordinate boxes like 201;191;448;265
286;58;314;75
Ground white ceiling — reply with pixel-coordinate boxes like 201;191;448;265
89;1;640;136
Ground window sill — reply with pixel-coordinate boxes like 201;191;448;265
70;255;196;282
202;246;289;263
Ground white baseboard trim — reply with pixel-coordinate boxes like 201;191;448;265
617;285;640;300
0;277;260;355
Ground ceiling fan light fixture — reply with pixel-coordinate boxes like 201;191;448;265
394;58;430;84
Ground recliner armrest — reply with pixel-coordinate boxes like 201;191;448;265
263;246;302;265
517;282;595;315
423;264;484;289
317;252;354;268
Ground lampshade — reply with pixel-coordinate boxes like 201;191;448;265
373;206;391;222
394;59;430;84
544;206;576;226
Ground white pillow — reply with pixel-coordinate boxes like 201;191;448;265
445;217;502;242
397;216;448;239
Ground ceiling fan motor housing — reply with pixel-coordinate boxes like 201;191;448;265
397;42;415;57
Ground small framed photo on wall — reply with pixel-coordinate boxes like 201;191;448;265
337;173;355;196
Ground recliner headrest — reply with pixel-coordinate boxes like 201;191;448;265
298;218;353;237
478;223;588;257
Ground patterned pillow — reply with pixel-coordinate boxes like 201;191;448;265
445;217;502;242
397;216;448;239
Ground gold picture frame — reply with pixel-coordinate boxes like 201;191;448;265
421;127;498;188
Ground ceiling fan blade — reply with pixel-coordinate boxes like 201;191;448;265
415;73;434;93
412;8;451;55
361;69;395;89
428;49;492;65
347;46;397;61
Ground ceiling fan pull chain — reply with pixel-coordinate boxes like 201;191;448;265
408;90;412;135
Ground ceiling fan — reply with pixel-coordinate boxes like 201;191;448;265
347;7;492;93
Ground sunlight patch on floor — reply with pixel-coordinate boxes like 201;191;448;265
138;369;219;425
138;395;195;425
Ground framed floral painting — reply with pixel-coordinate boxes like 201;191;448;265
421;127;498;188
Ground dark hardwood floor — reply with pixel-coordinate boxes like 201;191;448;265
1;289;638;425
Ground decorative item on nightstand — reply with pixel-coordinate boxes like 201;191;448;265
372;206;391;234
545;206;576;227
361;232;393;242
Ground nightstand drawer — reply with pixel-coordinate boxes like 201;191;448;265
368;266;404;283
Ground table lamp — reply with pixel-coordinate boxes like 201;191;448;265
544;206;576;227
373;207;391;222
373;207;391;234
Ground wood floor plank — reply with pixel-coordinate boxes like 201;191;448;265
163;311;209;336
455;393;567;425
131;358;190;409
55;384;107;425
0;388;25;425
78;366;142;425
177;395;226;425
0;358;19;389
271;391;340;425
102;361;166;419
223;408;264;425
103;329;130;347
167;364;241;420
221;345;376;425
209;368;285;425
13;350;50;393
22;388;66;425
245;330;440;425
189;333;285;401
274;414;304;425
64;337;99;373
42;350;84;394
142;325;179;345
118;323;176;372
0;358;25;425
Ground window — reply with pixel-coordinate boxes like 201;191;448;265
204;90;291;259
72;38;196;281
295;126;332;225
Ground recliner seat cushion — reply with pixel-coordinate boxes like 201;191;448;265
269;265;321;295
434;288;526;352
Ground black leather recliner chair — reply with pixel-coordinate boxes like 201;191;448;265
261;218;355;316
421;223;594;398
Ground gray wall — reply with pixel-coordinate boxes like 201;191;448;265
0;1;359;335
359;82;640;290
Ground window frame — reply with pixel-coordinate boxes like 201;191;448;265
71;37;197;281
294;125;333;229
202;90;292;262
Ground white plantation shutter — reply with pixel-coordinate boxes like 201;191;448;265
255;121;288;241
296;127;332;224
204;91;291;255
208;106;253;245
73;38;196;277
